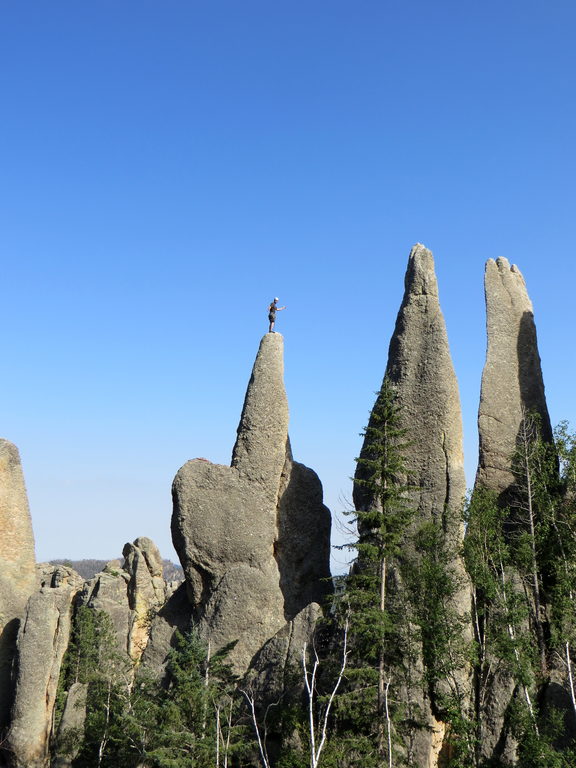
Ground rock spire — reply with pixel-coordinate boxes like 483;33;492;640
354;244;470;767
171;333;332;673
0;439;36;728
473;258;557;763
5;565;83;768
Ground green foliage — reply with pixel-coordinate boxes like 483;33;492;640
55;606;247;768
139;630;246;768
464;414;576;765
54;605;123;734
333;379;416;758
409;521;475;765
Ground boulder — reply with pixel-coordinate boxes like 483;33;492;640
171;333;332;674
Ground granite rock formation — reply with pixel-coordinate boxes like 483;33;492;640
473;258;558;763
4;538;169;768
5;565;83;768
354;244;471;767
172;332;332;673
0;439;36;728
80;537;167;663
476;257;553;495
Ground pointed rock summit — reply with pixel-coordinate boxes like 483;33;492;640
357;244;467;527
171;333;331;672
476;257;553;496
354;244;470;767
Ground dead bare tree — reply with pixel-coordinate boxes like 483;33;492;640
302;618;349;768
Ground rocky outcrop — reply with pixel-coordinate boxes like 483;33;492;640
0;439;36;728
22;539;169;768
476;257;553;495
5;565;82;768
172;333;332;673
354;244;470;767
80;537;167;663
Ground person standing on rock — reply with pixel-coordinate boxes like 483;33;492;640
268;297;286;333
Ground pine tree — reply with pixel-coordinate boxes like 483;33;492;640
55;608;247;768
332;376;416;766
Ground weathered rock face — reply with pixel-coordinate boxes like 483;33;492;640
476;257;553;495
6;565;83;768
0;439;36;728
172;333;332;673
354;244;470;767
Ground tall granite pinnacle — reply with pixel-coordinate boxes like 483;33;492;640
356;244;467;530
171;333;332;673
476;257;553;496
354;244;470;767
0;439;36;728
473;258;557;764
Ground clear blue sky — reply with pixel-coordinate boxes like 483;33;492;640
1;1;575;573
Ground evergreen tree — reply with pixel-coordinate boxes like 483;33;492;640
55;606;247;768
332;376;417;766
140;630;246;768
331;378;474;767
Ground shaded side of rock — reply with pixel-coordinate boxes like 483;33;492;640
276;453;332;618
5;565;82;768
353;244;471;767
245;602;322;701
243;603;322;763
172;333;332;674
0;439;36;728
139;583;193;678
